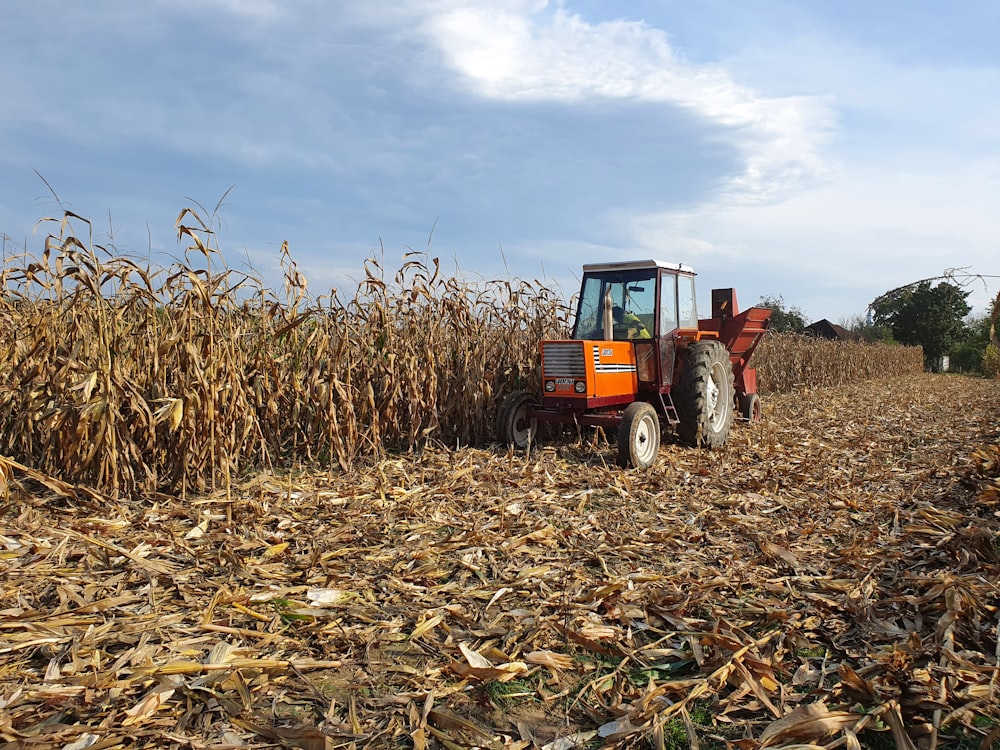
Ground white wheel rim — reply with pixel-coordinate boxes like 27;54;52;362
707;362;727;431
512;404;536;446
635;414;657;464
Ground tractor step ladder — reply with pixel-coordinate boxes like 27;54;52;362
660;392;680;426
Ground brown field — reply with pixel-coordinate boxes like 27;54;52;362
2;373;999;749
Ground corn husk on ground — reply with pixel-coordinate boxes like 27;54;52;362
3;211;999;749
2;375;999;749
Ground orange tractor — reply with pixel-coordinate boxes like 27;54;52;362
496;259;771;467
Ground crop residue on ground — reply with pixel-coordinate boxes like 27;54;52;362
2;373;999;749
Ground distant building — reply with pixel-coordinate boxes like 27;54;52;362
804;319;853;341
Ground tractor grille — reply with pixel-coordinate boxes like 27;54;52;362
542;342;586;378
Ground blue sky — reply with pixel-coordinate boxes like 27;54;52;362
2;0;997;322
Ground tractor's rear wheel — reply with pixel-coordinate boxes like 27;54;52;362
738;392;762;422
617;401;661;468
496;391;539;450
675;340;734;448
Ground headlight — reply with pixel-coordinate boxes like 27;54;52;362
574;381;586;393
544;380;556;392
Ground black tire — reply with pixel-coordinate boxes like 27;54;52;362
496;391;539;450
738;392;762;422
675;340;734;448
617;401;661;468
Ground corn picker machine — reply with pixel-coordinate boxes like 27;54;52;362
496;259;771;468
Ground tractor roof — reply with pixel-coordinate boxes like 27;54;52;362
582;259;696;275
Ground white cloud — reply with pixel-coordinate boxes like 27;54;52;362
422;3;836;202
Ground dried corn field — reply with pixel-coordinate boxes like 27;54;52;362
2;373;999;749
0;211;567;498
753;335;925;394
1;211;925;499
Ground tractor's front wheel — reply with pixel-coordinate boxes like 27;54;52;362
617;401;661;468
675;340;735;448
496;391;539;450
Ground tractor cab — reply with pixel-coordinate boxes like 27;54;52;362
496;259;771;469
568;260;698;396
570;259;697;343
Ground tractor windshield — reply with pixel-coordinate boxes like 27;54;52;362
571;269;657;341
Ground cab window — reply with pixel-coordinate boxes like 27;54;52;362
678;274;698;328
572;269;657;340
660;273;678;334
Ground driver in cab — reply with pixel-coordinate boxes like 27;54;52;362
613;305;650;340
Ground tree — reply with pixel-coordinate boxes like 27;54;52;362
757;294;807;334
951;291;1000;376
870;281;971;369
949;314;992;373
838;313;894;343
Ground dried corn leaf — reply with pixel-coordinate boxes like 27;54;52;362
758;703;860;746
